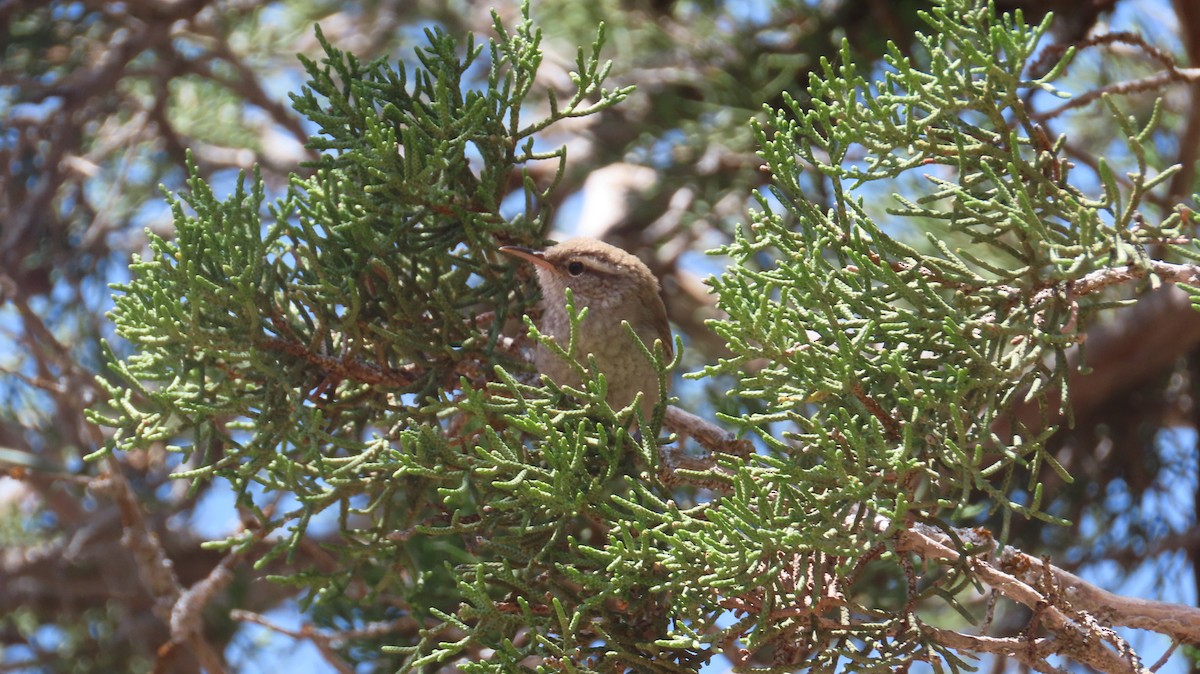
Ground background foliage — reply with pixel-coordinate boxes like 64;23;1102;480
3;0;1200;672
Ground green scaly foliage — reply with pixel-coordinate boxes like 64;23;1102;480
89;0;1189;671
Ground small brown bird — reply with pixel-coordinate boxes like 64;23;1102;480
500;238;673;422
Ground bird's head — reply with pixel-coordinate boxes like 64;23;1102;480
499;238;660;311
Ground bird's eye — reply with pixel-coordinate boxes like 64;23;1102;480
567;260;585;276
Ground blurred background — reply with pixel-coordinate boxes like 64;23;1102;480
2;0;1199;671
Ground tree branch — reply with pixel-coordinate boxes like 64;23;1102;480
896;519;1200;674
1033;67;1200;121
997;545;1200;644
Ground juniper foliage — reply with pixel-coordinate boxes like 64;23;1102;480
90;0;1186;671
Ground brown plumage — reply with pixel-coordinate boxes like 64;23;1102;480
500;238;672;421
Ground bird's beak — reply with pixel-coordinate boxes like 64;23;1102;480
499;245;555;272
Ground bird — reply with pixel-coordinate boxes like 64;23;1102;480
499;238;672;423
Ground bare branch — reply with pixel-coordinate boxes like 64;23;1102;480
896;518;1200;674
662;405;752;459
997;547;1200;645
230;610;419;674
658;405;752;492
1034;67;1200;121
90;454;230;674
919;625;1061;674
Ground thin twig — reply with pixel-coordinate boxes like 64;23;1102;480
662;405;752;458
1034;67;1200;121
1148;640;1180;672
658;405;753;491
231;610;419;674
895;516;1200;674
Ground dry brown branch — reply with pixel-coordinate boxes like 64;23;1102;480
169;547;247;649
1029;26;1200;206
91;455;228;674
1061;260;1200;298
1034;67;1200;121
657;405;752;491
1030;31;1179;79
230;610;420;674
919;625;1061;674
662;405;752;459
998;547;1200;644
1168;0;1200;204
896;518;1200;674
899;526;1137;674
232;610;355;674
